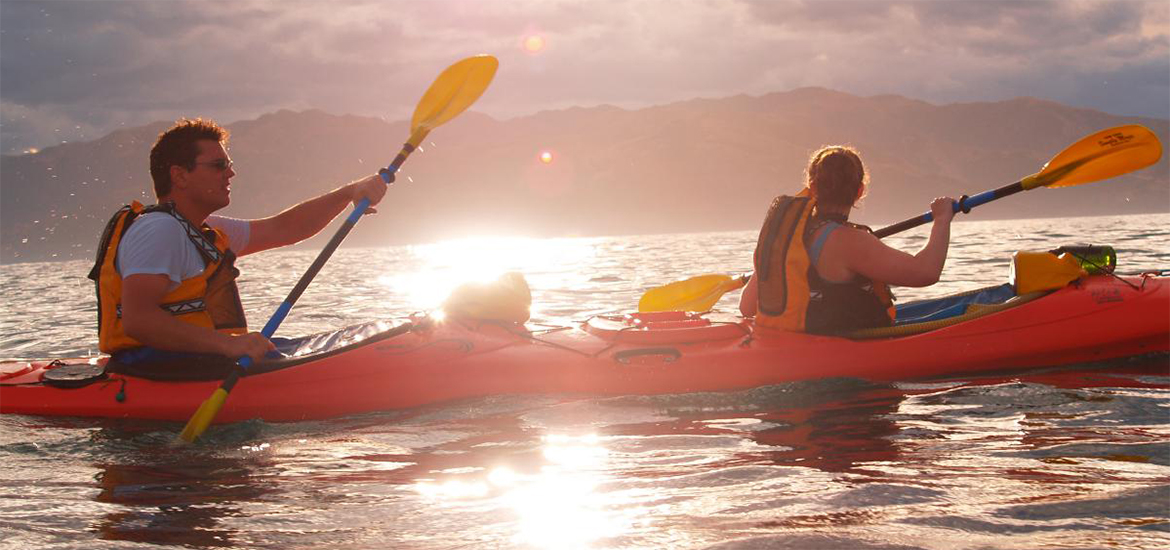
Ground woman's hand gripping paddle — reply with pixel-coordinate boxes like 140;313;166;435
179;55;499;443
638;124;1163;313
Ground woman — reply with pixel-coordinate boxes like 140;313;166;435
739;145;955;334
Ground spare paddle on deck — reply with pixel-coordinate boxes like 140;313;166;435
639;124;1163;312
179;55;499;443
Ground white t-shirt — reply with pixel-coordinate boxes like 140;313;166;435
116;212;251;291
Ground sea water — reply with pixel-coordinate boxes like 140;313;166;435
1;214;1168;549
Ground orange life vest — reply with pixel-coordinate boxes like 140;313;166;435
88;201;247;354
752;191;894;333
753;192;816;331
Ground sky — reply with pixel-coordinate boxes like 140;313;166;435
1;0;1167;155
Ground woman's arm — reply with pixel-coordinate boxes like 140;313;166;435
738;274;759;317
836;197;956;288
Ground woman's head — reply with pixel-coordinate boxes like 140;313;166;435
805;145;867;209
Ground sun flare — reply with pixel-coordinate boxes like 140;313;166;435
523;34;546;53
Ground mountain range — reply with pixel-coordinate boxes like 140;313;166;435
2;87;1167;264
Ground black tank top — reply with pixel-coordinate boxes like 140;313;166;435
803;214;894;334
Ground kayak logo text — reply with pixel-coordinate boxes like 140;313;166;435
1089;288;1124;304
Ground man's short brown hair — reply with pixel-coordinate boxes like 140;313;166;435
149;118;228;197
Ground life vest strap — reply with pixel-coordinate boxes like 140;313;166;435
115;298;208;318
807;221;841;266
147;203;220;265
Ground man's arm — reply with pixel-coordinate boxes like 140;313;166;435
239;174;388;256
121;273;274;361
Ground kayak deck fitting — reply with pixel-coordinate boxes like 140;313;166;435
2;273;1167;424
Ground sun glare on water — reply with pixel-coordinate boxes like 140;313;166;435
414;433;641;548
376;235;598;313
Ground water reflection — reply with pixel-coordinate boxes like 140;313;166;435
745;390;904;473
93;460;259;547
506;434;629;548
412;431;636;549
87;429;276;548
388;365;1169;547
398;382;908;548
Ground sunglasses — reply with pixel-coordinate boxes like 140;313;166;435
191;158;234;172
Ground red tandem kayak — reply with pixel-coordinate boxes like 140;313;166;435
2;273;1167;423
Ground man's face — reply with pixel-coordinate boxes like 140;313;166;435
180;139;236;213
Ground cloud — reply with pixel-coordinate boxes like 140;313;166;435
734;0;1169;110
1;0;1166;154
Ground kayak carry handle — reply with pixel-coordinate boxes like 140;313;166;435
613;347;682;364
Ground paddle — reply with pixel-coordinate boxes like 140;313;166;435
873;125;1162;238
178;55;499;443
638;124;1163;313
638;273;750;313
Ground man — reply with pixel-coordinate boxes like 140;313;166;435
89;118;387;374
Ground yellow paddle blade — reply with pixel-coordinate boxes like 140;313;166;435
639;274;747;313
1023;125;1163;190
411;55;498;135
178;388;229;443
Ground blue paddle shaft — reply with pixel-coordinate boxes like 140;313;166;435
873;181;1025;239
917;188;997;223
